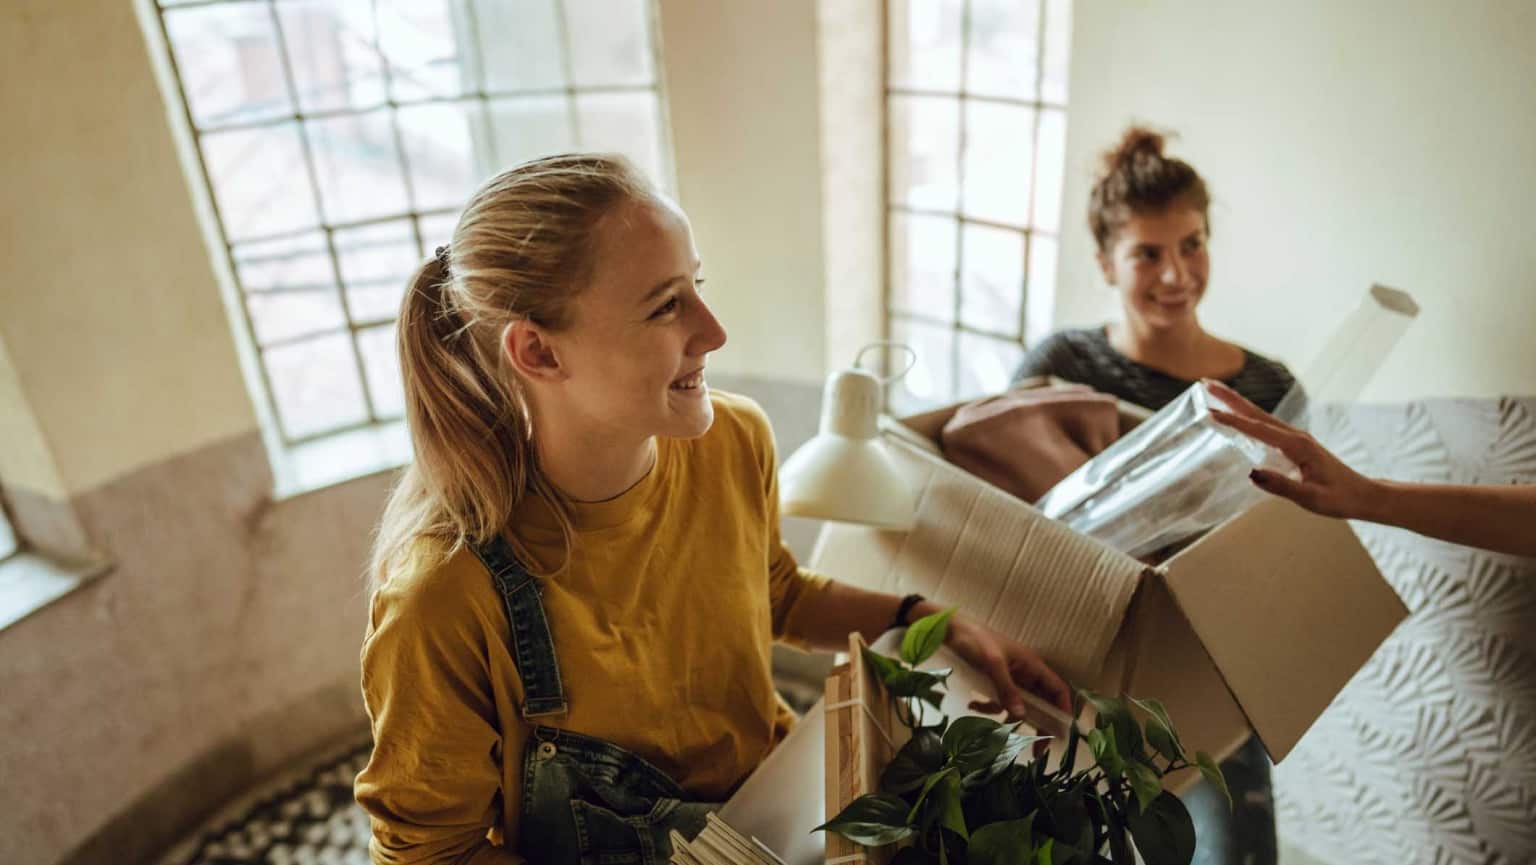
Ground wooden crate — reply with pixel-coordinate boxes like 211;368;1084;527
823;633;908;865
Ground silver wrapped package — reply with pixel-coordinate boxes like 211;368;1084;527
1033;383;1298;559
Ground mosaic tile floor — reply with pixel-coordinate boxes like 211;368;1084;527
154;737;374;865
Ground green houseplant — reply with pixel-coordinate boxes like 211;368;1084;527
814;609;1231;865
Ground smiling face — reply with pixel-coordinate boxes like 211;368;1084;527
540;196;728;443
1098;203;1210;331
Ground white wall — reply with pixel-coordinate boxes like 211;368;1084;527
1056;0;1536;402
659;0;830;386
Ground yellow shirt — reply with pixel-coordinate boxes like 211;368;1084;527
355;391;832;865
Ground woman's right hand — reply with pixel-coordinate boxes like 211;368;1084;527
1204;379;1380;521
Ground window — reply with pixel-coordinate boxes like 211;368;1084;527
884;0;1072;413
149;0;671;446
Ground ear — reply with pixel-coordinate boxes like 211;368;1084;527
1096;249;1116;286
502;320;566;383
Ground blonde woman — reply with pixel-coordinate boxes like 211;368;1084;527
354;154;1071;865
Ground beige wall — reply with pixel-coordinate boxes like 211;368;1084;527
0;0;257;499
658;0;829;385
1056;0;1536;402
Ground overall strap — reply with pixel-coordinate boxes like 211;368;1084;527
472;535;568;719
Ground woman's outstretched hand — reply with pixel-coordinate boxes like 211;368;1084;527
1204;379;1378;520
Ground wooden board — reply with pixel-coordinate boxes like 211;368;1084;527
824;634;909;865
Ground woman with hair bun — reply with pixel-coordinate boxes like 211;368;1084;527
1016;126;1295;413
1014;127;1291;865
354;154;1072;865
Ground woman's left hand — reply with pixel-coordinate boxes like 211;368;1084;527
942;613;1073;731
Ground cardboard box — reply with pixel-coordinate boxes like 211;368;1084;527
807;399;1408;771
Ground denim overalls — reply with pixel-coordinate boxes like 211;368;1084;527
473;536;720;865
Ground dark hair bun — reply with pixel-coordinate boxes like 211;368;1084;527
1087;124;1209;251
1101;125;1169;177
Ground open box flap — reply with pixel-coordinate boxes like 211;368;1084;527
810;432;1147;684
1159;497;1409;761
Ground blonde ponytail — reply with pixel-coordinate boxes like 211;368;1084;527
370;154;657;582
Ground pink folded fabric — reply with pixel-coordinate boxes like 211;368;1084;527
939;384;1122;503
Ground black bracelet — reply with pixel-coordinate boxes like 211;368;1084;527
890;593;927;631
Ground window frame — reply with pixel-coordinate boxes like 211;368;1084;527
146;0;674;456
882;0;1070;410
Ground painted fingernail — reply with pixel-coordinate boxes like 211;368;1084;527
1249;469;1267;484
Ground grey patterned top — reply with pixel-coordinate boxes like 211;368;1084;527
1012;326;1297;413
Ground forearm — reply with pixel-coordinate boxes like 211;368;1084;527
787;580;914;653
1361;481;1536;556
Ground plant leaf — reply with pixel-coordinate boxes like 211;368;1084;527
909;767;958;824
1041;790;1093;862
881;730;946;795
1130;697;1184;763
901;607;957;666
1035;837;1054;865
1125;792;1195;865
813;793;914;846
943;716;1012;776
1126;761;1162;816
862;646;905;685
1195;751;1232;812
968;817;1035;865
1081;691;1143;761
964;731;1047;790
886;669;948;709
968;765;1024;827
1086;726;1124;779
1143;720;1182;764
932;768;968;839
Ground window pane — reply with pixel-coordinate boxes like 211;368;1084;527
417;212;461;258
307;111;409;224
1041;0;1073;104
236;234;346;345
890;212;957;321
1025;233;1058;346
278;0;388;113
960;224;1023;337
165;2;293;129
966;0;1041;101
890;317;955;414
377;0;472;101
563;0;654;87
957;331;1024;400
358;324;406;419
398;102;489;211
961;102;1033;226
0;505;17;561
1033;108;1067;232
264;332;370;439
336;220;418;324
475;0;567;91
576;92;664;185
489;96;575;169
203;124;320;240
887;0;962;92
889;95;960;211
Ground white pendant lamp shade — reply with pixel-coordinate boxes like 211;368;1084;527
779;367;918;530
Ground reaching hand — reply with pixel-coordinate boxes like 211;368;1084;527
1204;379;1378;520
943;614;1074;740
